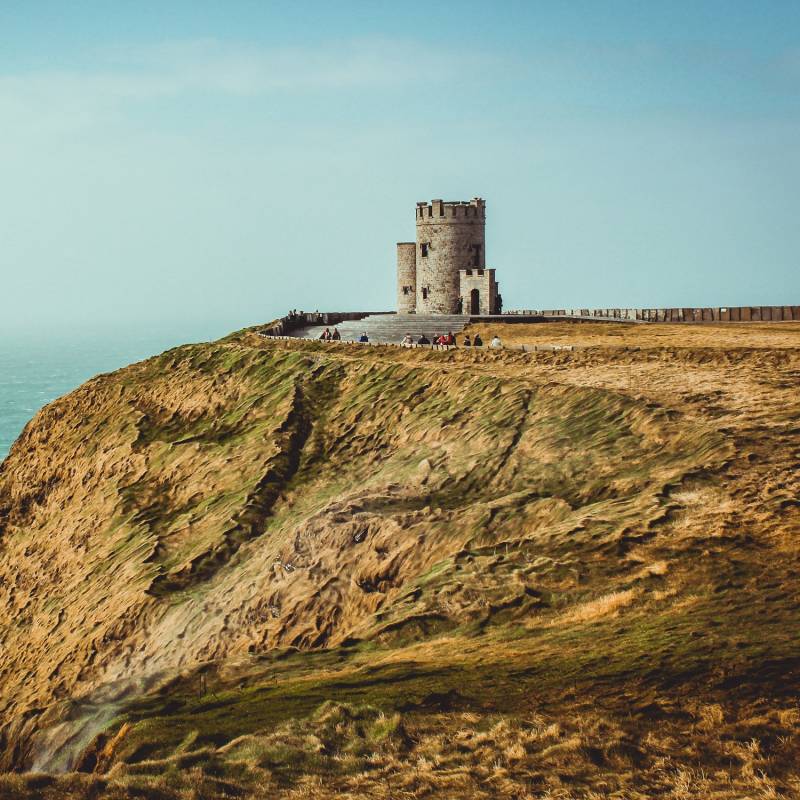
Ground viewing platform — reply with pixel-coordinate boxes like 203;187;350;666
292;313;470;344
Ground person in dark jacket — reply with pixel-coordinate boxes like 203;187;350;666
463;335;472;347
418;334;431;345
359;332;369;343
473;333;483;347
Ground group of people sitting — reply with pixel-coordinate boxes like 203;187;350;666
318;327;503;349
320;328;371;342
402;332;457;346
318;328;342;341
401;332;503;349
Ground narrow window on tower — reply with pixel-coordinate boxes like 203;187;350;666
422;288;429;300
472;244;481;267
420;243;429;257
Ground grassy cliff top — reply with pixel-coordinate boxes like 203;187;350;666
0;322;798;798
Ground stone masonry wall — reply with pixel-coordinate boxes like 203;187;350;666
396;243;417;314
260;311;377;336
504;306;800;322
459;268;498;315
414;198;486;315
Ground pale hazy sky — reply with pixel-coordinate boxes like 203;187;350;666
1;1;798;337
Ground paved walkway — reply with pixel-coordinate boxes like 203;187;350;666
292;313;471;345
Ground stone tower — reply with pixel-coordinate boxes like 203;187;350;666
396;242;416;314
396;197;498;315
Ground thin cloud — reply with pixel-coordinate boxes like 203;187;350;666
0;37;489;135
98;37;466;93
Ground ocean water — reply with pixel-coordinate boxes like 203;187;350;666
0;325;233;463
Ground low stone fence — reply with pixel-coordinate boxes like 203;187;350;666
256;334;575;353
507;306;800;322
260;311;387;337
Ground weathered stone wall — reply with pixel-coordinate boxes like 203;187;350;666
506;306;800;322
260;311;379;336
459;268;498;315
414;198;486;314
396;242;417;314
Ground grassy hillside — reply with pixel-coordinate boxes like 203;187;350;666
0;324;798;798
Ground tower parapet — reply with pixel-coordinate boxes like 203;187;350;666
415;198;486;222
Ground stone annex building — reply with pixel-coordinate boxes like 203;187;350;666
396;197;501;316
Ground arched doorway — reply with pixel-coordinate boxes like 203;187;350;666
470;288;480;314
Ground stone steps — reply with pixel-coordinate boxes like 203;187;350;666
293;314;470;345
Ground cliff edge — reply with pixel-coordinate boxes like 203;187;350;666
0;324;798;798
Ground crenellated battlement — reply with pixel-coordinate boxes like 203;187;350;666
416;197;486;223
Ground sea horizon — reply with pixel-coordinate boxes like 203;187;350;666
0;319;262;462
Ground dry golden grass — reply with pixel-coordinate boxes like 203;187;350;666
0;319;798;797
463;320;800;349
2;699;800;799
549;588;639;626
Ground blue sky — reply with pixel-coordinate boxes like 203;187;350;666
1;1;798;336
